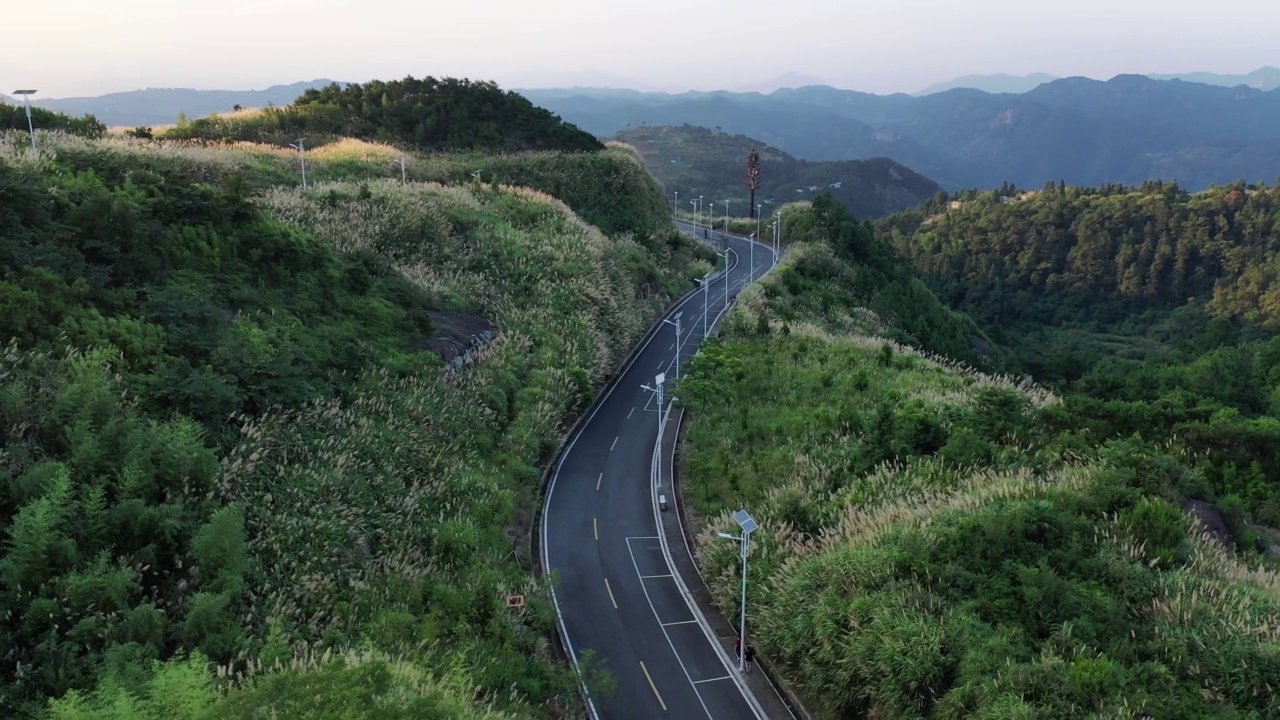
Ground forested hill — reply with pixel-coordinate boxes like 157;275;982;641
162;76;603;152
681;192;1280;718
0;128;705;717
614;125;941;219
881;182;1280;328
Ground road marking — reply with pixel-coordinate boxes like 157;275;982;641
604;578;618;609
610;436;619;451
593;517;598;541
658;361;665;370
597;472;603;491
692;675;732;684
627;406;636;419
662;619;700;627
625;538;715;718
640;573;674;579
640;661;668;711
669;343;675;350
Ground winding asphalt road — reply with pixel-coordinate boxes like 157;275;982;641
541;221;778;718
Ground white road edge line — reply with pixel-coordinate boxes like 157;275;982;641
666;230;800;720
540;226;743;720
625;537;715;720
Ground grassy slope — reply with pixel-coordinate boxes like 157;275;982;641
614;125;942;219
679;227;1280;717
1;132;712;718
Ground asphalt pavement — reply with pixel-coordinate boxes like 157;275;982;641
541;221;779;719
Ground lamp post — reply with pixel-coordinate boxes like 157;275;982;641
722;200;730;234
471;170;482;182
673;190;679;220
288;138;308;189
695;273;712;337
392;155;407;185
690;199;698;228
662;312;682;379
641;373;666;433
721;247;731;309
708;202;715;239
768;208;778;256
748;232;756;283
12;90;37;152
770;219;779;261
717;509;759;672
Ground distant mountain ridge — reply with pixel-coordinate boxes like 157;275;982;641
33;80;347;126
917;66;1280;95
615;125;940;219
521;75;1280;191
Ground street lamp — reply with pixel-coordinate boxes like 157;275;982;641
722;200;730;233
769;219;779;261
694;273;713;337
471;170;482;182
673;190;679;220
748;232;756;283
13;89;37;151
717;509;759;672
662;312;682;379
392;155;407;185
775;210;782;255
288;138;308;189
720;246;731;309
641;373;666;433
708;202;715;239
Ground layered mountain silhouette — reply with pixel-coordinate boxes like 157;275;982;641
615;124;940;219
523;75;1280;190
33;80;346;127
915;66;1280;95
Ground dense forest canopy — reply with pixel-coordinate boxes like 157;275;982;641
162;76;604;153
681;193;1280;718
881;181;1280;329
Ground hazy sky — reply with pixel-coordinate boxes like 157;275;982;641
6;0;1279;98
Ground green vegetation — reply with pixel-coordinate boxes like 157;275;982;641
162;76;603;153
680;195;1280;718
1;125;709;717
883;181;1280;527
1;102;105;139
616;125;941;219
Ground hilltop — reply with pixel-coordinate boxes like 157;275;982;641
33;80;343;127
615;125;941;219
162;76;603;153
522;75;1280;190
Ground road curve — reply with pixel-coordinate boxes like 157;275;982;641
541;221;778;719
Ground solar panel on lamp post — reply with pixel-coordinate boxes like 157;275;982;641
13;90;37;151
717;508;758;671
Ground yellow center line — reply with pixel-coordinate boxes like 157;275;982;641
593;517;599;541
610;436;619;451
604;578;618;609
640;661;667;711
627;406;635;419
597;472;603;491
